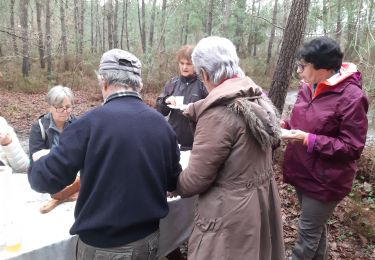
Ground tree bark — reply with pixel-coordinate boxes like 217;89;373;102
60;0;68;71
181;1;190;45
102;1;106;51
141;0;146;53
344;1;356;58
265;0;278;74
107;1;114;50
74;0;79;59
234;0;246;55
19;0;30;77
113;0;119;48
90;0;94;53
149;0;157;51
45;0;52;79
252;0;261;56
269;0;311;113
206;0;214;36
353;0;363;51
36;0;45;69
95;0;100;52
160;0;167;52
221;0;231;35
364;0;374;43
335;0;342;44
322;0;327;35
79;0;85;56
122;0;130;50
246;0;256;56
10;0;18;55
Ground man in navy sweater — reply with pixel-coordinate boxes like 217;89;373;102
28;49;182;259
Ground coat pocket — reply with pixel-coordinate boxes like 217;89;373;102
194;213;222;233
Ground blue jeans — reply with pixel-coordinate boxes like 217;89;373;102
76;230;159;260
291;191;339;260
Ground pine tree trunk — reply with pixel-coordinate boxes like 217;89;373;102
113;0;119;48
102;2;106;51
45;0;52;79
122;0;130;50
149;0;157;51
354;0;363;51
141;0;146;53
95;1;100;52
19;0;30;77
364;0;374;43
91;0;94;53
183;12;190;45
265;0;278;74
79;1;85;56
36;0;45;69
74;0;79;59
269;0;311;113
60;0;68;71
322;0;327;35
206;0;214;36
107;1;114;50
246;0;256;56
221;0;231;35
252;0;261;56
160;0;167;52
10;0;18;55
336;0;342;44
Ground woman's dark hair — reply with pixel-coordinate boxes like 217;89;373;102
296;36;343;71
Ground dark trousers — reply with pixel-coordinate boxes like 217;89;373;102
291;191;339;260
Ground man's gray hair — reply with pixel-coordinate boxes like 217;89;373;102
98;69;142;93
46;85;74;107
192;36;244;85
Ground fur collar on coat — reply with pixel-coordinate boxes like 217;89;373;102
185;76;280;150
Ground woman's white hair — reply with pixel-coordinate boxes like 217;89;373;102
192;36;244;85
46;85;74;107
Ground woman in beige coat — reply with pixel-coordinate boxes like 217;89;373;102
176;36;285;260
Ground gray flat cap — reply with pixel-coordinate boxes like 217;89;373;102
99;49;141;75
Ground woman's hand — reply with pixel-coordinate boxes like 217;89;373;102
281;129;308;143
0;132;12;146
167;191;179;198
165;96;177;106
280;120;287;129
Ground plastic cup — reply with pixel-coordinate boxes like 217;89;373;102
175;96;184;106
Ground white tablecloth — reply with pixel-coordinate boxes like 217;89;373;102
0;151;195;260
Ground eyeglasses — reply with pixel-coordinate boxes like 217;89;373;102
54;106;73;113
296;62;307;73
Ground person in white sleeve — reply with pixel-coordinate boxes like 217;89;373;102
0;117;29;173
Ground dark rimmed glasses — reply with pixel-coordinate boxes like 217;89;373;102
296;62;308;73
54;106;73;113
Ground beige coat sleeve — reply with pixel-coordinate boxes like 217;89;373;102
177;108;235;197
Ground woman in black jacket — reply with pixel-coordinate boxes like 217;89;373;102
29;85;76;162
156;45;207;151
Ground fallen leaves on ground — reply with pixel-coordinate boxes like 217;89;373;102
1;89;374;260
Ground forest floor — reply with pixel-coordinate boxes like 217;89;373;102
0;89;374;259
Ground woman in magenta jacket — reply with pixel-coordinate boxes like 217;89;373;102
281;37;368;260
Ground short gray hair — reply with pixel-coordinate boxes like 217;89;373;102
192;36;243;85
98;69;142;93
46;85;74;106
